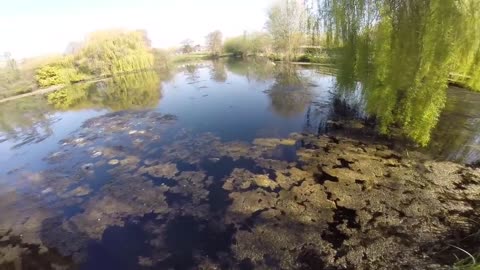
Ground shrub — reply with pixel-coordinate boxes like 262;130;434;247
35;57;87;87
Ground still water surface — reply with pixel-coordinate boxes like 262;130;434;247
1;60;478;177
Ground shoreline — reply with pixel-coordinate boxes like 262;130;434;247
0;84;64;104
1;59;477;104
0;75;139;104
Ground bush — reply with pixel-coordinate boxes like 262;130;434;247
224;32;272;57
35;57;88;87
295;52;334;64
224;37;249;57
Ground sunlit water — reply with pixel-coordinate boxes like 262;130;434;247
0;60;479;269
1;61;478;178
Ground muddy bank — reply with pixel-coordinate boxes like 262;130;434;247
0;111;479;269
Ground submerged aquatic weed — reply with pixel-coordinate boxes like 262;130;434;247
455;258;480;270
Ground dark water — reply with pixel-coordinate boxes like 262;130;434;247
0;59;479;269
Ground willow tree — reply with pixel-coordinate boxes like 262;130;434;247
317;0;480;145
451;0;480;91
76;30;155;76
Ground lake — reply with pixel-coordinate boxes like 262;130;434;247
0;59;479;269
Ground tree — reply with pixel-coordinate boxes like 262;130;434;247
35;56;87;87
206;30;223;57
1;52;20;81
76;30;154;76
224;36;249;57
223;32;272;57
316;0;480;146
35;30;156;87
266;0;308;60
181;39;194;54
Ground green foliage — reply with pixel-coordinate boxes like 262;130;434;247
451;0;480;92
454;253;480;270
171;53;211;64
35;30;155;88
0;57;37;98
76;30;154;76
320;0;480;146
224;32;272;57
35;57;88;87
224;36;250;57
295;51;332;64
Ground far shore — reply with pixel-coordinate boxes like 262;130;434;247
0;77;109;104
0;85;64;104
1;59;477;104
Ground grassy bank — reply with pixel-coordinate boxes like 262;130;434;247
0;55;62;99
171;53;232;64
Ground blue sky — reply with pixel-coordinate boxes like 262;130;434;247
0;0;275;59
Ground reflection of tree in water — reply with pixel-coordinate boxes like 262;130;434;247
0;96;55;147
47;71;161;111
267;65;312;117
99;72;161;110
427;87;480;164
210;60;227;82
225;58;276;82
184;64;201;84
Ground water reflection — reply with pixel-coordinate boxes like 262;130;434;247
427;87;480;163
225;58;275;82
0;96;55;146
210;60;227;82
47;72;161;111
267;65;312;117
184;64;201;84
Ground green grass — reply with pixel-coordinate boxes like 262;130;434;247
294;53;335;65
171;53;212;64
452;246;480;270
0;73;36;99
171;53;232;64
455;261;480;270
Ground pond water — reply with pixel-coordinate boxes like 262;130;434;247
0;59;479;269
